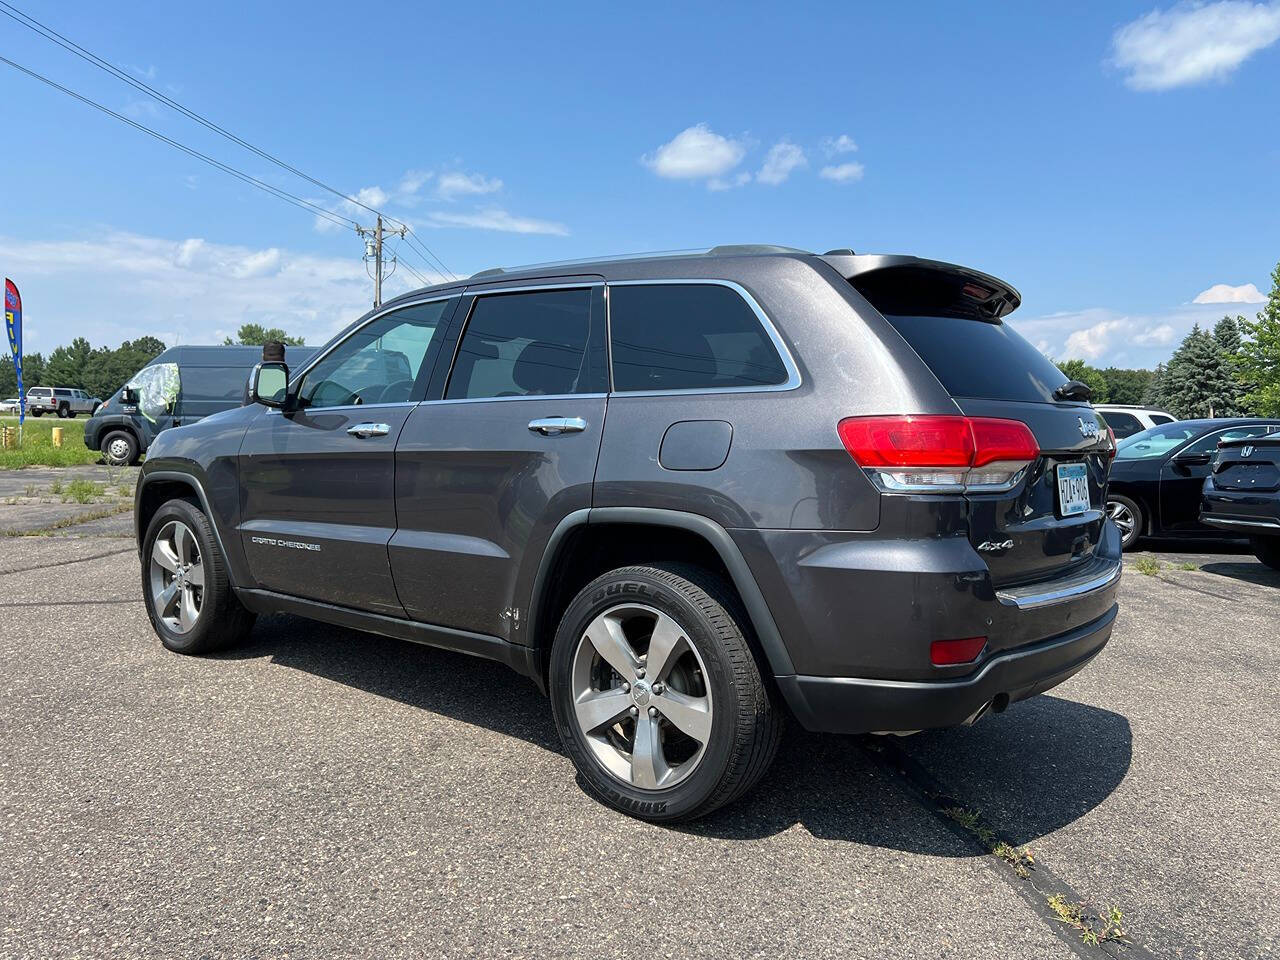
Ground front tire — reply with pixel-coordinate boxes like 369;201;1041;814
549;563;780;822
1252;536;1280;571
141;498;255;654
1107;493;1143;550
102;430;138;466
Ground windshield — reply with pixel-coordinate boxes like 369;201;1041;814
1115;422;1202;460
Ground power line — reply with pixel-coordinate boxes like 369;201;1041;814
0;0;457;279
0;54;356;230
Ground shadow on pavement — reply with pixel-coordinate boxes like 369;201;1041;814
221;614;1132;856
1198;559;1280;587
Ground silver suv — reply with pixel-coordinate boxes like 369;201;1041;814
26;386;101;418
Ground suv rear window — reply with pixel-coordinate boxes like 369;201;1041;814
1100;411;1143;438
609;283;788;392
883;315;1067;403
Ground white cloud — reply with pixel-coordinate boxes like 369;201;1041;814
1064;318;1129;359
1134;323;1177;345
708;172;752;191
819;162;865;183
643;124;747;182
436;171;503;200
757;141;807;185
397;169;432;195
427;207;569;236
1111;1;1280;90
1193;281;1267;303
822;134;858;156
0;230;392;351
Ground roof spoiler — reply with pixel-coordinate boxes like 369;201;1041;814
821;253;1021;321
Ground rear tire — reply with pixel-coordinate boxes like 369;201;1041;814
102;430;138;466
1252;536;1280;570
549;563;780;822
141;498;255;654
56;404;70;418
1107;493;1143;550
31;410;42;417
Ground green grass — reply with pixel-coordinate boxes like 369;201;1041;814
0;416;100;468
1134;555;1161;576
62;478;104;503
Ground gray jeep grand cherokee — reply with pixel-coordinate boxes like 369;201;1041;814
135;245;1121;821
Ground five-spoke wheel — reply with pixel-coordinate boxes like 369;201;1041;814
149;519;205;634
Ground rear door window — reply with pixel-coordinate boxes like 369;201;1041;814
609;283;789;392
1100;412;1143;439
883;315;1067;403
445;288;599;400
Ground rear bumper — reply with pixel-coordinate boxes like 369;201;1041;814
778;603;1116;734
1201;486;1280;534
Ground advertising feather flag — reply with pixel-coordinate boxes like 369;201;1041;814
4;278;21;427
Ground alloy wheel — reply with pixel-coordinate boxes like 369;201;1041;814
1106;499;1136;544
149;520;205;634
569;603;713;790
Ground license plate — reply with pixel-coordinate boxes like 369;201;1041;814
1056;462;1090;516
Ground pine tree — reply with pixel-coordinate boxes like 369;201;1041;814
1240;260;1280;416
1161;324;1240;418
1143;362;1168;408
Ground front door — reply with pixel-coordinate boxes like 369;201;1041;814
238;297;456;614
390;284;608;639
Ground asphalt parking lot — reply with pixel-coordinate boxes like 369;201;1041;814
0;497;1277;958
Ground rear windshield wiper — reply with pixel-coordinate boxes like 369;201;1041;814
1053;380;1092;402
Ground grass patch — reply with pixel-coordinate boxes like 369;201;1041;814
0;416;99;468
1175;560;1197;571
2;501;132;536
1134;555;1161;576
62;478;104;503
941;805;1034;878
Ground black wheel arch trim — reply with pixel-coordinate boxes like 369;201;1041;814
89;416;143;451
135;470;233;577
525;506;796;677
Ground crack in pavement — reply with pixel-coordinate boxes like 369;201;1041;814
0;545;134;577
864;738;1157;959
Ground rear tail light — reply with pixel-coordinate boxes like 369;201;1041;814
1105;425;1117;460
931;636;987;666
838;415;1038;493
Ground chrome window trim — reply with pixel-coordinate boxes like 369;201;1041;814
604;278;801;396
287;293;459;388
264;400;420;417
441;282;603;401
1202;516;1280;530
418;392;607;408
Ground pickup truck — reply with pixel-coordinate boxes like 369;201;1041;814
25;387;102;418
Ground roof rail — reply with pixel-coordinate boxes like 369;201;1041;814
468;267;505;279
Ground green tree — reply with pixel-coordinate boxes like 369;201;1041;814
1240;260;1280;416
1211;315;1251;414
44;336;95;390
1056;358;1109;402
1100;367;1154;405
223;323;305;347
1;352;45;397
1160;324;1243;418
0;356;16;397
1143;363;1168;408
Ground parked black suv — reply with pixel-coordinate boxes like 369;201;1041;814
1201;434;1280;569
135;246;1120;821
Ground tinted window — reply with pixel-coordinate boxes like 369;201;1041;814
883;315;1068;403
609;284;787;392
1185;424;1280;456
179;367;245;405
54;389;72;397
301;300;450;409
1100;412;1143;438
446;289;595;400
1150;414;1174;425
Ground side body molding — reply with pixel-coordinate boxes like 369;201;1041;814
525;506;796;678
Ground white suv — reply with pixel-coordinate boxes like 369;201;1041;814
1095;404;1176;440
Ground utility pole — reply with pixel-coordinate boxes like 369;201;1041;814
355;214;406;308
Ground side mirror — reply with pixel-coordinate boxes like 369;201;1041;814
1172;451;1211;467
121;386;138;404
249;362;290;408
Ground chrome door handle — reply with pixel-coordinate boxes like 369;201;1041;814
528;416;587;436
347;422;390;438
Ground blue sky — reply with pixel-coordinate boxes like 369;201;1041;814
1;0;1279;367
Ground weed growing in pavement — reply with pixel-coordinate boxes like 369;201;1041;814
1047;895;1128;946
49;478;62;495
62;478;103;504
117;483;133;498
3;501;131;536
941;806;1034;878
1175;561;1197;571
1134;555;1160;576
23;483;36;497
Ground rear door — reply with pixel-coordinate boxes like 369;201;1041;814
875;312;1111;587
238;297;456;614
390;282;608;638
